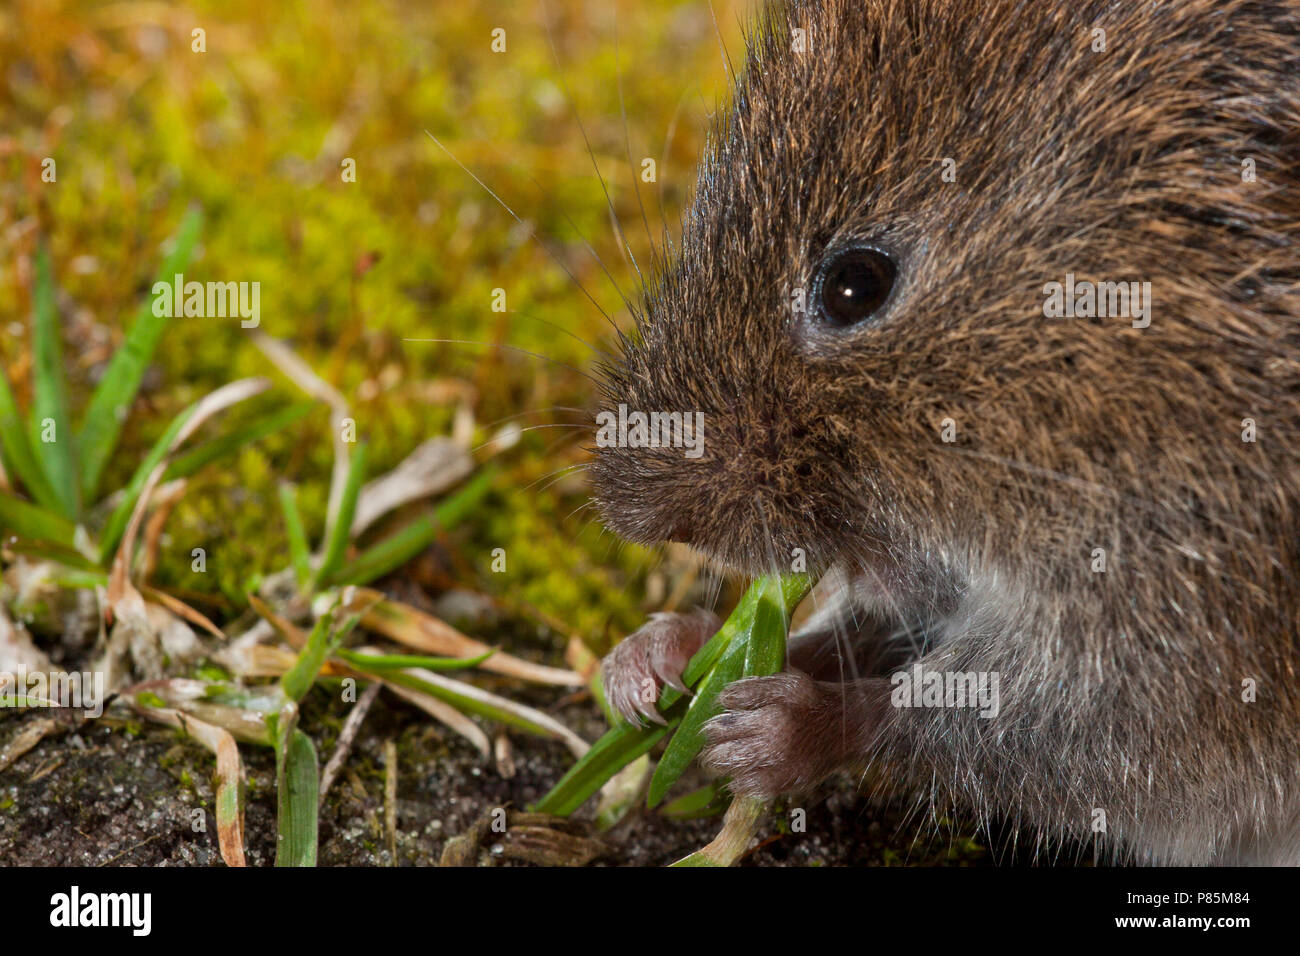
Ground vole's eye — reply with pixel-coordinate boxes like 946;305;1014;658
815;246;896;327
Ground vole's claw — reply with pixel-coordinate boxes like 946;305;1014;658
601;609;720;727
700;671;853;798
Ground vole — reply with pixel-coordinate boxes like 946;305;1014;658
592;0;1300;864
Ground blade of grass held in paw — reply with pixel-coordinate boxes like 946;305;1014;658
670;794;767;866
661;782;729;820
647;574;809;808
647;634;747;808
531;574;811;817
743;574;810;677
531;719;676;816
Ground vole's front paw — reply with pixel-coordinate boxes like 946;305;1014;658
700;671;868;798
602;609;720;726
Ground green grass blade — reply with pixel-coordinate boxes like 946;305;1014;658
77;207;203;499
660;783;728;820
669;794;767;866
278;483;313;589
274;727;319;867
743;574;808;676
371;665;574;741
530;719;675;816
0;492;77;547
2;537;99;570
165;400;314;482
29;245;79;518
647;573;810;808
0;370;62;512
330;467;494;587
527;575;795;818
336;648;496;672
648;638;747;808
330;511;431;588
280;603;366;703
528;579;788;817
51;568;111;589
313;442;367;588
97;402;200;564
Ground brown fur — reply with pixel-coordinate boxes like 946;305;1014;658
592;0;1300;863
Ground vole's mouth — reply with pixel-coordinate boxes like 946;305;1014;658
591;461;848;579
586;391;849;578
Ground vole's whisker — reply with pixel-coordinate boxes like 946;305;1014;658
564;496;597;523
403;337;600;385
473;424;587;458
755;495;782;592
614;6;659;265
511;309;618;360
526;461;589;494
479;405;589;432
538;428;591;462
573;512;609;545
534;465;589;497
655;86;695;248
469;425;586;458
539;0;647;291
703;562;726;616
510;180;640;331
504;422;587;436
704;0;737;87
423;130;623;342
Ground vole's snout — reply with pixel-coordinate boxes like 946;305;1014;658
588;441;696;550
588;386;831;575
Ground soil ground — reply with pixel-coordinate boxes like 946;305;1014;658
0;691;1005;867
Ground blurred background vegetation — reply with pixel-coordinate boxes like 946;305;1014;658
0;0;752;642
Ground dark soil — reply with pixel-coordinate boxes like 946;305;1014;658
0;689;1000;867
